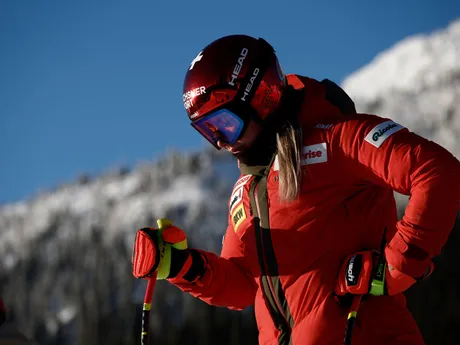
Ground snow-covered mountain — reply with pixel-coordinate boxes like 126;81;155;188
342;19;460;159
0;149;238;272
0;149;241;344
1;19;459;345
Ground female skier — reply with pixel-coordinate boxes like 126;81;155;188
132;35;460;345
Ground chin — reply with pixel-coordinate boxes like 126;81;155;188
228;143;248;155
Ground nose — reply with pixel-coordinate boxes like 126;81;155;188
216;140;227;149
214;128;235;147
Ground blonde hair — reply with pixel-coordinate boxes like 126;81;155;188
275;119;303;203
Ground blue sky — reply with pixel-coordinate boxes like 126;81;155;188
1;0;459;203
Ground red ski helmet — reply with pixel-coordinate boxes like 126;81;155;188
182;35;286;149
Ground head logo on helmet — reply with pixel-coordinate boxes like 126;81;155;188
241;67;260;102
229;48;249;87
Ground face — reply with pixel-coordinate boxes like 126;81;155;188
217;119;263;154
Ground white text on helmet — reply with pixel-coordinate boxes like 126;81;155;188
183;86;206;110
229;48;248;87
241;68;260;102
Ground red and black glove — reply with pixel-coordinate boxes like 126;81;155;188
335;250;380;296
132;219;206;283
335;249;433;297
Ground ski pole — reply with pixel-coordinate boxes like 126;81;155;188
343;294;363;345
140;218;171;345
141;272;157;345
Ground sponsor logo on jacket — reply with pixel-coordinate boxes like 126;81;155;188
273;143;328;171
301;143;328;164
229;186;243;213
232;204;246;232
314;123;333;129
232;175;251;191
364;120;404;148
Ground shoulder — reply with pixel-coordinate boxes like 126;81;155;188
329;114;407;144
291;75;359;125
304;114;409;160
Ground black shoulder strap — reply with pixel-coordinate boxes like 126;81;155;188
320;79;357;114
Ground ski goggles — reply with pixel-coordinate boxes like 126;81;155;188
191;109;246;149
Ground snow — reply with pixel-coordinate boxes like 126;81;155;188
57;306;78;324
155;176;207;209
0;151;237;272
342;19;460;103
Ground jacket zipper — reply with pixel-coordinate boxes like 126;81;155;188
254;181;291;334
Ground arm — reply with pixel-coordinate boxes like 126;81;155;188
169;221;257;311
332;114;460;279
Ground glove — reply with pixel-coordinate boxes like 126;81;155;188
335;249;432;297
335;250;379;296
132;218;206;283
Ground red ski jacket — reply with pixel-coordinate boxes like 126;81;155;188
171;75;460;345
